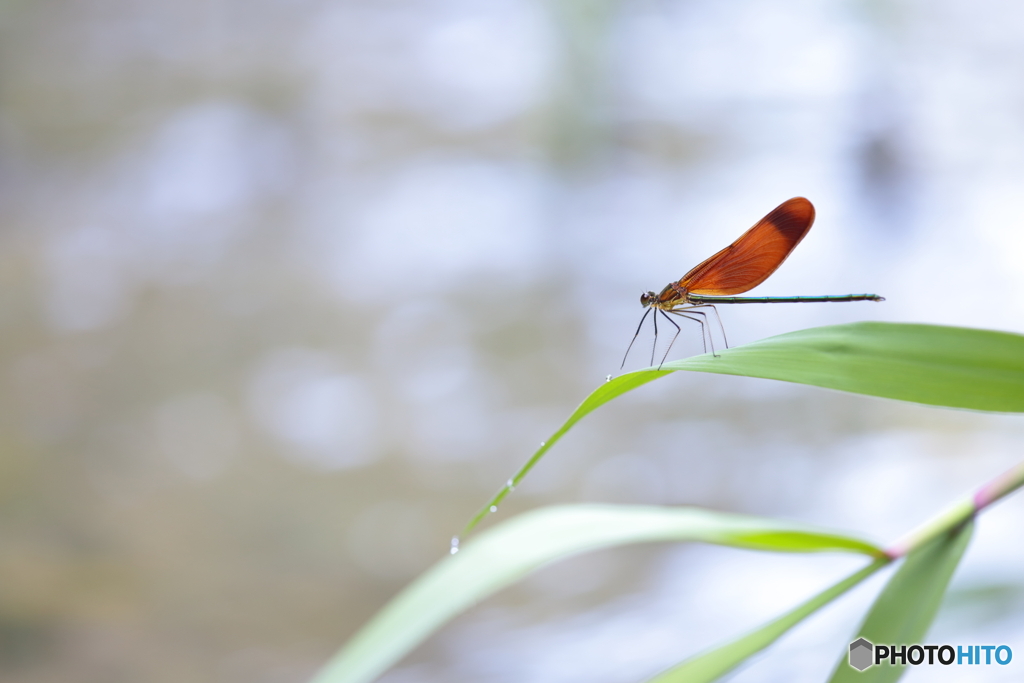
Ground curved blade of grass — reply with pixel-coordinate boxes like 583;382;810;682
459;370;663;536
648;558;889;683
462;322;1024;537
313;505;881;683
827;520;974;683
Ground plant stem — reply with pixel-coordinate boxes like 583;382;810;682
885;459;1024;558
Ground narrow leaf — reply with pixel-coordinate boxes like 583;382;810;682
463;323;1024;537
314;505;880;683
827;520;974;683
647;559;888;683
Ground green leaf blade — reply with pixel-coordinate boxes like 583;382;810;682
666;322;1024;412
461;322;1024;538
647;559;889;683
314;505;881;683
827;521;975;683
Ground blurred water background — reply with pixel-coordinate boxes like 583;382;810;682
3;1;1024;682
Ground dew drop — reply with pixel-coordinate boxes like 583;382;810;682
506;478;515;491
605;374;612;382
539;441;546;447
450;536;460;555
490;505;498;513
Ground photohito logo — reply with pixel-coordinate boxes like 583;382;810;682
848;638;1012;671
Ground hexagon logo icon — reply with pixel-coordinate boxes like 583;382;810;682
849;638;874;671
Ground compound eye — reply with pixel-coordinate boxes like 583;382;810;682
640;292;652;307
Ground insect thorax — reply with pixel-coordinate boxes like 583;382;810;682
651;282;689;308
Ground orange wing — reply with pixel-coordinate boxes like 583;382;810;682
678;197;815;296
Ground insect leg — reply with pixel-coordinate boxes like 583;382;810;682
667;308;715;357
656;309;682;369
706;305;728;349
620;307;652;370
651;306;659;366
678;304;727;354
